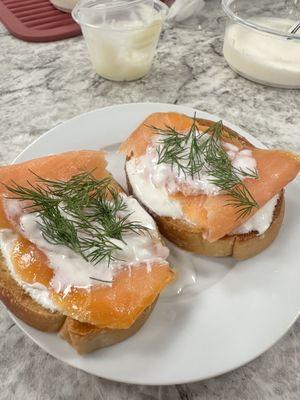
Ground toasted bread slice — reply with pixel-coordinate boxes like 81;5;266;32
59;300;156;354
124;116;286;260
0;254;65;332
0;150;171;353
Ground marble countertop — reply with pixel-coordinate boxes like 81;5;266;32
1;1;300;399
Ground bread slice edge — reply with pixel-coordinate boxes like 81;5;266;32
59;299;157;354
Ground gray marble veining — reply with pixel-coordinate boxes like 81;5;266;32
0;0;300;399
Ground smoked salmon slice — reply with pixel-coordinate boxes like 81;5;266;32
120;112;300;242
0;151;174;329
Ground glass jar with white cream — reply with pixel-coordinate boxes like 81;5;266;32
222;0;300;88
72;0;168;81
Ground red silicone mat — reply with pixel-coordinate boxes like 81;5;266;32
0;0;81;42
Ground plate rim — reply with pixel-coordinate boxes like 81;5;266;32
8;310;300;385
6;102;300;385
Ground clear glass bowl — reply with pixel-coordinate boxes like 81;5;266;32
222;0;300;88
72;0;168;81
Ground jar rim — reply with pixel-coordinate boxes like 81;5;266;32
72;0;169;31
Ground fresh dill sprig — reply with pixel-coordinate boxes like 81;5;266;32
5;172;149;265
151;116;259;218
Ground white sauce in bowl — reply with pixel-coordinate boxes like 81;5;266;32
223;17;300;88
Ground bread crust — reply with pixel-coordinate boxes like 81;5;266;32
59;300;157;354
125;117;285;260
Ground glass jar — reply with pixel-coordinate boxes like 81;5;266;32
222;0;300;88
72;0;168;81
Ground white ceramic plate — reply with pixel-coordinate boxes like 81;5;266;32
8;103;300;385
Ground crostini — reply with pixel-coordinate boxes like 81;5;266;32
120;112;300;260
0;150;174;353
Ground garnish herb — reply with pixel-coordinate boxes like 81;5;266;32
151;116;259;218
5;172;149;265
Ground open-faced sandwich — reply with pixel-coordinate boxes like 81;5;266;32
120;112;300;260
0;150;174;354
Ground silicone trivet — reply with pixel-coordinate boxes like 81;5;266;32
0;0;81;42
